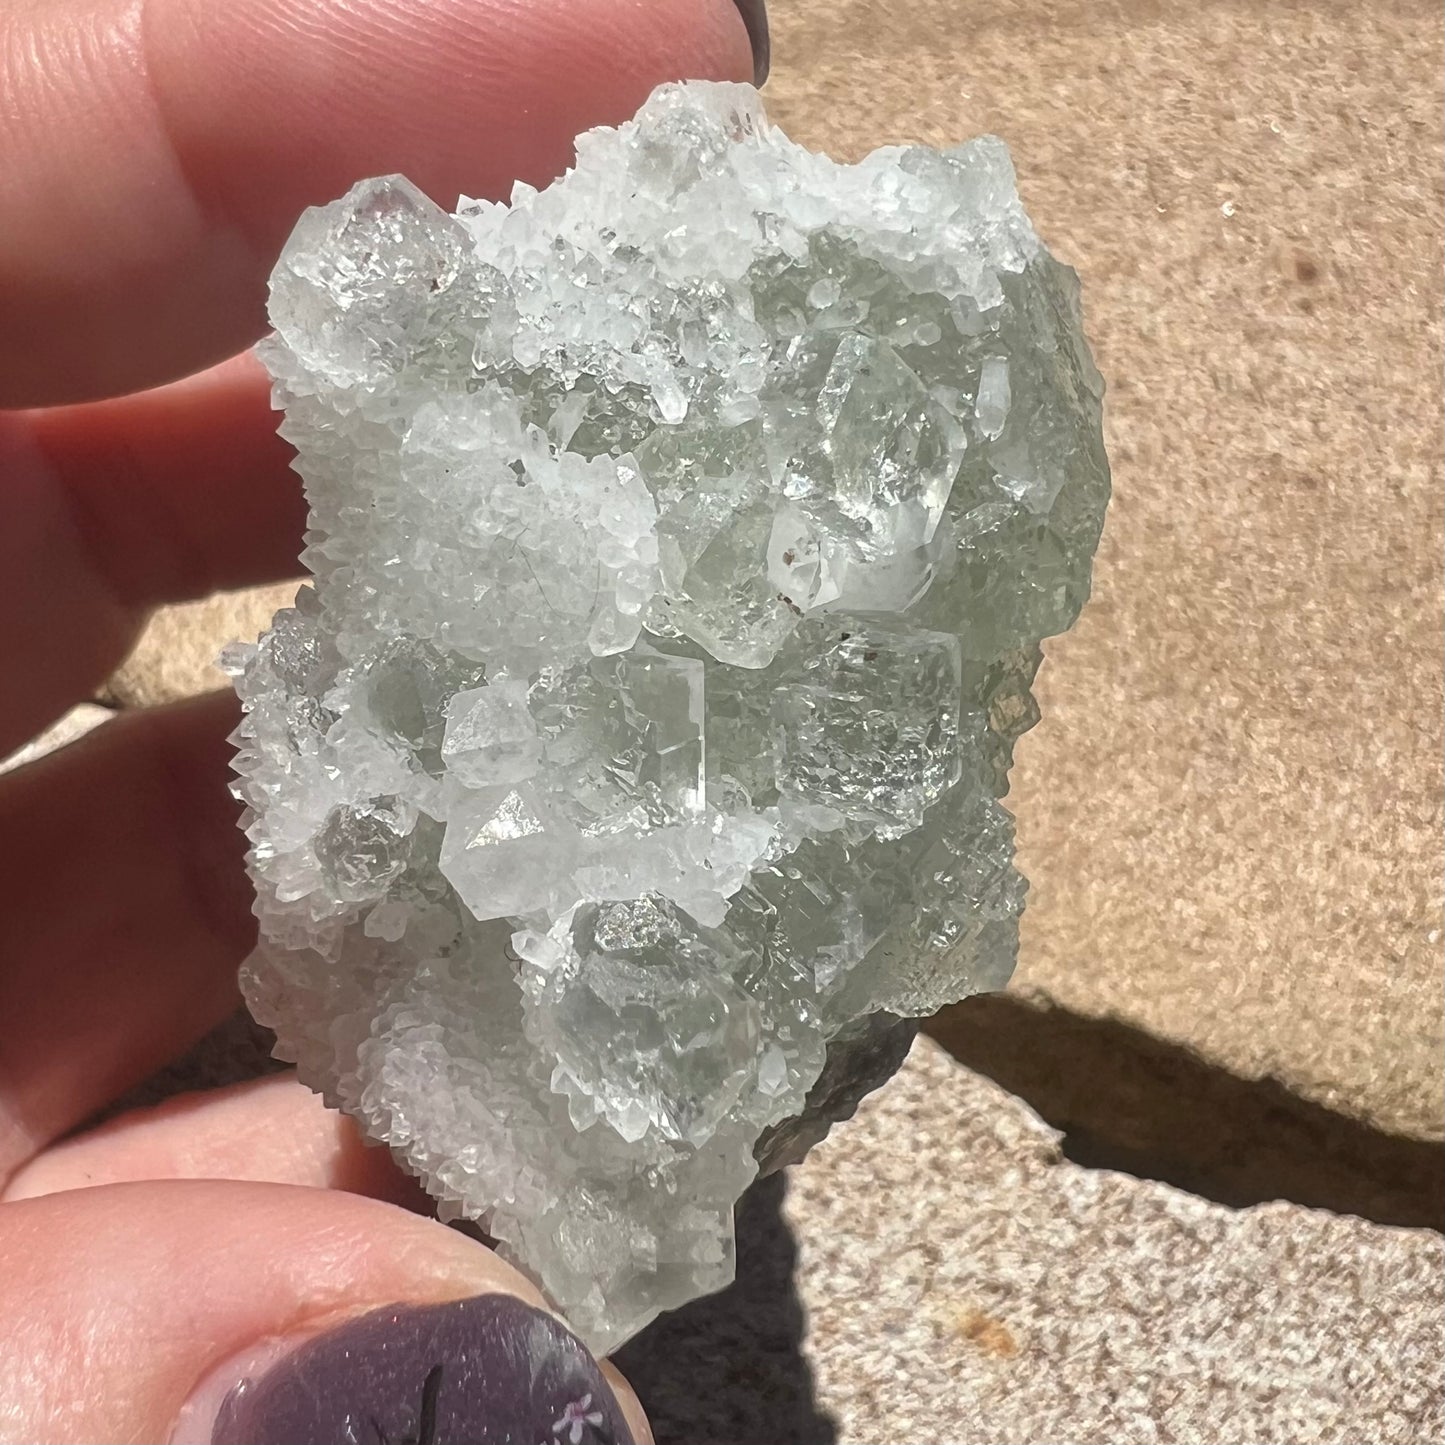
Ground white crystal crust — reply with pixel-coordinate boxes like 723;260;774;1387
231;81;1109;1349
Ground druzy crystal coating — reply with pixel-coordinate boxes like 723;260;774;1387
229;81;1109;1348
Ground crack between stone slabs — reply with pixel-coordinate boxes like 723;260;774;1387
925;993;1445;1233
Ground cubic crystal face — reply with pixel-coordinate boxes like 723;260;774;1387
229;80;1110;1349
771;624;963;835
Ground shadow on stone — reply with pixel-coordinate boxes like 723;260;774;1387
928;993;1445;1231
614;1172;837;1445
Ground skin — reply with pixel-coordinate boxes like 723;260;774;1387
0;1;755;1439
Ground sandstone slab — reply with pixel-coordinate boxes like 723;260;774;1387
784;1038;1443;1444
765;0;1445;1140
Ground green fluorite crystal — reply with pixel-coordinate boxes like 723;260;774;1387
229;80;1109;1348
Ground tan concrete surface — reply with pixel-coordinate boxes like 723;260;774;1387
787;1036;1444;1444
104;0;1444;1138
766;0;1445;1140
0;703;112;775
103;582;299;710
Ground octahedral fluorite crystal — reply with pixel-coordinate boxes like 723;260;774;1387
228;81;1110;1349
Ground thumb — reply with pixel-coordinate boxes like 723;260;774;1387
0;1180;650;1445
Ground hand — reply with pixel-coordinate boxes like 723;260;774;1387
0;2;760;1440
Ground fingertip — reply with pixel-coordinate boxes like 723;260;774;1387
3;1074;428;1213
155;0;760;254
1;0;760;403
0;1181;548;1441
0;694;252;1174
0;1180;650;1444
190;1296;650;1445
603;1359;657;1445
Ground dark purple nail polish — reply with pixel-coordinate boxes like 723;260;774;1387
733;0;770;86
209;1295;636;1445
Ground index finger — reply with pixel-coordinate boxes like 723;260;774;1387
0;0;755;406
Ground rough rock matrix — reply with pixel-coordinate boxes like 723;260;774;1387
229;81;1109;1348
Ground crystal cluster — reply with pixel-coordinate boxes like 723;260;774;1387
229;81;1109;1348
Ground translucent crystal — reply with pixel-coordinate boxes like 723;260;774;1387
439;784;575;920
441;680;540;787
518;897;762;1147
771;624;963;835
231;80;1109;1349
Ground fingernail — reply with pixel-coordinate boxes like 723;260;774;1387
201;1295;636;1445
733;1;770;86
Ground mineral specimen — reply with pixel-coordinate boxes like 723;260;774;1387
229;80;1110;1349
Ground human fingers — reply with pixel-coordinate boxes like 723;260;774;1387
0;356;302;752
0;0;756;405
2;1072;425;1210
0;1179;651;1444
0;0;755;748
0;694;249;1180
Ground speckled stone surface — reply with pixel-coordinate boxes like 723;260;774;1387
782;1038;1444;1445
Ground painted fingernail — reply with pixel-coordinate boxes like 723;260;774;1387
206;1295;636;1445
733;1;770;85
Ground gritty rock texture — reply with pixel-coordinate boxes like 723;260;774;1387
104;585;299;710
229;80;1107;1346
786;1038;1445;1445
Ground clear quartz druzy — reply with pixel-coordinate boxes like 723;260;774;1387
229;81;1109;1348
